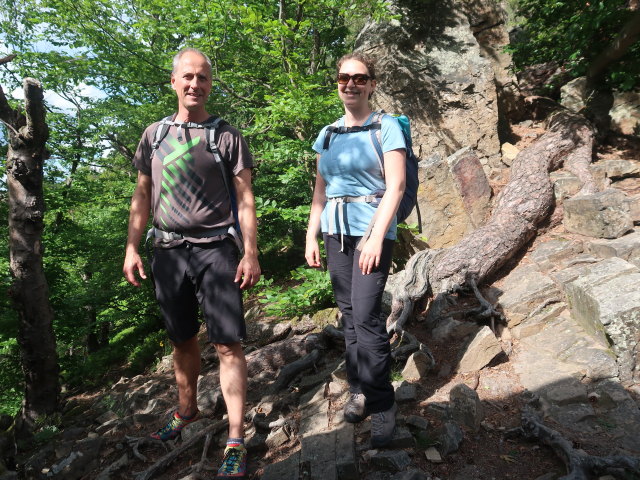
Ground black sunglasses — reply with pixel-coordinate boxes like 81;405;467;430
337;73;373;86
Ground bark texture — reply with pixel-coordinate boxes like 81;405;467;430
1;78;60;423
388;109;595;331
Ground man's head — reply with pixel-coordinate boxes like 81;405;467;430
171;48;213;119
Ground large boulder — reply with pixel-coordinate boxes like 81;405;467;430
406;147;492;248
563;189;633;239
356;0;505;171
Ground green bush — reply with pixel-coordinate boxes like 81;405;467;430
258;266;334;318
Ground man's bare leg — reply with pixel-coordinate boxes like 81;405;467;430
173;336;201;417
215;342;247;438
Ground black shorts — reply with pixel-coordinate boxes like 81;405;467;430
151;239;245;344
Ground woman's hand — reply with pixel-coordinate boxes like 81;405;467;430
305;236;322;268
358;236;383;275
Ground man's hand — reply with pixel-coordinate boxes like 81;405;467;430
235;253;261;289
123;250;147;287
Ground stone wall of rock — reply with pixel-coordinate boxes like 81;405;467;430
355;0;512;172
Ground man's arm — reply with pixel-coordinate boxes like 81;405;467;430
123;172;152;287
233;168;261;289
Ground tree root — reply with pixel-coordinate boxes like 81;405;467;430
507;412;640;479
387;109;595;330
133;418;228;480
271;349;320;392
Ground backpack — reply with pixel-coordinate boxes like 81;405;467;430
322;110;421;227
147;115;244;253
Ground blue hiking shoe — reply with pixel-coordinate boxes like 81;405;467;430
150;410;198;441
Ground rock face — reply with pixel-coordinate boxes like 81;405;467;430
356;0;508;171
563;189;633;239
406;147;492;247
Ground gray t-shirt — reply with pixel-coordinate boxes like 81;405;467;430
133;116;254;244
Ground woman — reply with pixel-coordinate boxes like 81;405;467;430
305;52;406;448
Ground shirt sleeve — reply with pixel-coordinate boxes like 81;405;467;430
132;123;159;176
312;125;330;154
380;115;407;153
217;124;255;176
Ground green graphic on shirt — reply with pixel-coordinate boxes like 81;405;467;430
155;133;213;229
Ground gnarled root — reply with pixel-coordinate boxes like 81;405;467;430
507;412;640;479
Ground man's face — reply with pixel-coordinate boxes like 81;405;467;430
171;52;212;113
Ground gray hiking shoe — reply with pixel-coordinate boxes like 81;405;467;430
344;393;367;423
370;403;397;448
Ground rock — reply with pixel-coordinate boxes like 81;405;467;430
265;426;290;450
437;421;464;456
404;148;492;248
551;170;583;203
393;381;417;403
311;308;340;328
368;450;411;472
405;415;429;431
457;326;503;373
358;3;503;170
498;264;561;327
587;229;640;264
596;159;640;180
336;423;358;480
431;317;479;342
560;258;640;382
261;451;300;480
391;427;415;449
449;384;485;432
501;142;519;165
563;189;633;239
542;378;588;406
390;469;429;480
94;411;119;425
560;77;589;112
610;89;640;135
401;351;433;381
511;302;566;340
529;238;584;272
425;446;443;463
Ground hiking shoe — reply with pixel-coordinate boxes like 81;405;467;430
344;392;367;423
216;443;247;479
150;410;198;441
370;403;397;448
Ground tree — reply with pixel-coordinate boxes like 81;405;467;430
0;65;60;425
0;0;392;412
509;0;640;91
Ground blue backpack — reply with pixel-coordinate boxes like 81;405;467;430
322;110;421;226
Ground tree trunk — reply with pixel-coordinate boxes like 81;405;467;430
388;108;596;331
1;77;60;424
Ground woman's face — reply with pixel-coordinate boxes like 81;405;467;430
337;59;376;109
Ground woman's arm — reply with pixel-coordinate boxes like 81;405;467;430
305;155;327;268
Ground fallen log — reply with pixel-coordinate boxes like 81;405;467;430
388;108;596;332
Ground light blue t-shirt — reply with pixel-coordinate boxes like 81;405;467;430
312;113;406;240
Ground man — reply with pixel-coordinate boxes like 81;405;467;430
123;47;260;479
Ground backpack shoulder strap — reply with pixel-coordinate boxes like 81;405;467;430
368;110;385;177
322;118;342;150
150;115;175;157
204;117;233;200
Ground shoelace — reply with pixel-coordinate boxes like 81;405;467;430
220;448;244;473
158;415;183;434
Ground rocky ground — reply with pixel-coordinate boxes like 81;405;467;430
5;129;640;480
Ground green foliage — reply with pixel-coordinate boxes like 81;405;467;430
0;0;394;414
258;266;334;317
508;0;640;90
